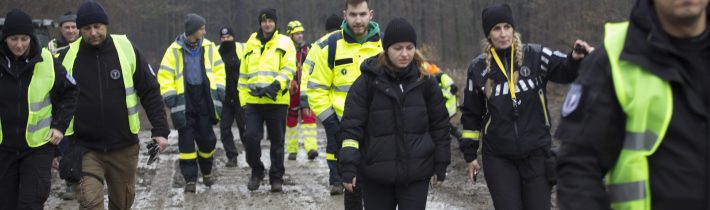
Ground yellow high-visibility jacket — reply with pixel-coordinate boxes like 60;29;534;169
238;30;297;106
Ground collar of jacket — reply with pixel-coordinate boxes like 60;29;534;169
341;21;381;44
361;56;425;96
79;35;114;53
257;29;277;44
0;33;43;75
177;33;203;56
620;0;710;82
55;35;70;47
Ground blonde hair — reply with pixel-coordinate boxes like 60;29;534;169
480;32;524;98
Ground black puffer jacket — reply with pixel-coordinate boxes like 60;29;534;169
339;56;451;185
460;44;581;161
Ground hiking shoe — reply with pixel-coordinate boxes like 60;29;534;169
60;184;76;200
270;179;283;192
225;157;238;167
288;153;297;160
307;150;319;160
247;173;265;191
203;174;216;187
330;185;344;195
185;182;197;193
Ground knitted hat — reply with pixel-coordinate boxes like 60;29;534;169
258;8;277;23
1;9;34;40
184;13;206;36
325;14;343;32
76;1;109;28
481;3;515;36
382;18;417;51
219;26;234;37
58;11;77;27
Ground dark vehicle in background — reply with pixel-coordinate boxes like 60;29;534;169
0;17;56;46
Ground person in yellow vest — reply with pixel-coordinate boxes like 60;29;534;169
556;0;709;209
57;2;170;209
48;11;79;57
217;26;247;168
238;8;296;192
285;20;319;161
308;0;381;206
460;3;592;210
157;13;225;193
0;9;78;210
420;57;463;141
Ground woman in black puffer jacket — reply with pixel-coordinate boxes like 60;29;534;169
338;18;451;210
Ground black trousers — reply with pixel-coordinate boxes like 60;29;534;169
243;104;287;182
0;145;54;210
219;100;246;159
178;83;217;182
361;178;430;210
483;150;551;210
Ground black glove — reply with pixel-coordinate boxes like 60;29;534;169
262;81;281;101
249;87;266;97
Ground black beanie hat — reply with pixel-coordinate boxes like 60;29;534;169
184;13;206;36
325;14;343;32
76;1;109;28
2;9;34;40
383;18;417;51
481;3;515;36
219;26;235;37
258;8;277;24
58;11;77;27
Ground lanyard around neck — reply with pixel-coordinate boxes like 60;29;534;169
490;44;516;102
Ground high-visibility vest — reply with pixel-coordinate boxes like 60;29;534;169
62;35;140;135
604;21;674;210
0;49;56;147
157;38;226;129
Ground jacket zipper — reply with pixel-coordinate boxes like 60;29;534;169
96;54;107;152
17;72;23;141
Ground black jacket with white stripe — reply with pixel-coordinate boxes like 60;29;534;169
459;44;580;161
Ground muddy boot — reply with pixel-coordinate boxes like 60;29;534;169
288;153;297;160
270;179;283;192
307;150;319;161
247;172;265;191
330;185;344;195
185;182;197;193
225;157;238;167
203;174;216;187
60;183;76;200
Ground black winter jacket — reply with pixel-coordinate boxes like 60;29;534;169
339;56;451;185
218;41;241;106
58;36;169;151
556;1;710;209
0;34;78;152
459;44;581;162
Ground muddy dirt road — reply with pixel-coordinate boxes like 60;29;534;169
44;127;556;209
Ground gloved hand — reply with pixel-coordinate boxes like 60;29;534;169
262;81;281;101
249;87;266;97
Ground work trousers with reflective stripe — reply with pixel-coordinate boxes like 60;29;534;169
77;143;139;210
244;104;287;182
178;84;217;182
0;145;53;210
219;99;246;159
286;94;318;154
483;149;551;210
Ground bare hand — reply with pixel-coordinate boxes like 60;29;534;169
572;39;594;60
152;136;168;152
468;160;481;184
302;108;312;117
46;128;64;145
343;177;357;192
430;175;444;188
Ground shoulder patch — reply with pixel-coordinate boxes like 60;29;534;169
562;83;583;117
